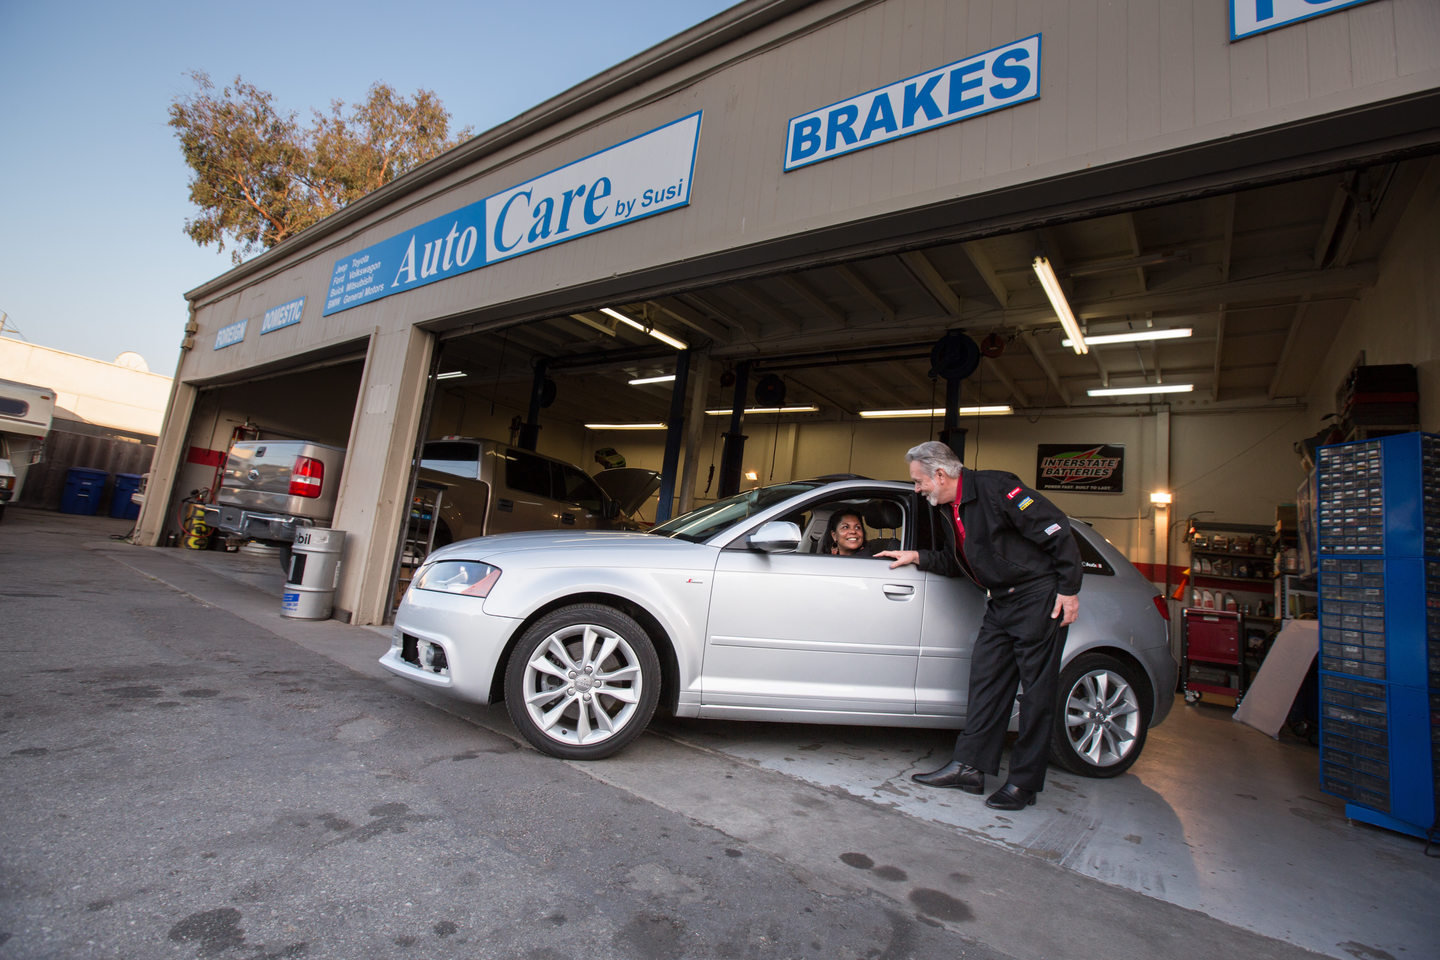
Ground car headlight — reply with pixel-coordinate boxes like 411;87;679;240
412;560;501;597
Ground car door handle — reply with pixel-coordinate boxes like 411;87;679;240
882;584;916;600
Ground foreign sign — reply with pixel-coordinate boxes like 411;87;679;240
784;35;1041;172
1230;0;1380;41
261;296;306;335
322;112;702;316
1035;444;1125;494
214;318;247;350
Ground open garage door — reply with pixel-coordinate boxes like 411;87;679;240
401;153;1433;553
162;351;366;553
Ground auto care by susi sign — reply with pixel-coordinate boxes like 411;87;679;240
322;112;702;316
1230;0;1380;41
1035;444;1125;494
784;35;1040;172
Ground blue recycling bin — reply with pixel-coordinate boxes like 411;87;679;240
110;472;143;520
61;467;109;516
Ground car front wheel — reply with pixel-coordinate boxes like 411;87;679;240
1050;652;1150;778
503;604;660;760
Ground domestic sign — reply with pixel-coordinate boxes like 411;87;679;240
213;318;247;350
784;35;1041;172
1035;444;1125;493
261;296;305;335
322;112;702;316
1230;0;1380;41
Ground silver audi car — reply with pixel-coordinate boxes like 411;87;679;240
381;477;1177;775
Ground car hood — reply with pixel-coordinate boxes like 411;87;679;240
593;468;662;516
425;528;699;564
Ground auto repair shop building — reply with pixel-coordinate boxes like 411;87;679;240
138;0;1439;627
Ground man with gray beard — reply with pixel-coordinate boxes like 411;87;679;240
876;441;1081;810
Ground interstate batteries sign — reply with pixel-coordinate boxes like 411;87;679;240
323;112;702;316
784;35;1040;172
1035;444;1125;494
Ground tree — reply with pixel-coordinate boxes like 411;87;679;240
169;72;472;263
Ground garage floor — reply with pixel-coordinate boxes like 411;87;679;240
137;539;1438;960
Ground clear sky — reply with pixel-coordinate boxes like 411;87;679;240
0;0;737;375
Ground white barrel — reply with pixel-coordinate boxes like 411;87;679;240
282;528;345;620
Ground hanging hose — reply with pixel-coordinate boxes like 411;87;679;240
179;490;211;549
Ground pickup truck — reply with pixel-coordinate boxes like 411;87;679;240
206;440;346;558
205;437;658;563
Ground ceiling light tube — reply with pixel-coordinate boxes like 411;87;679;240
628;374;676;386
1032;256;1088;355
1063;328;1193;347
858;405;1013;418
1086;383;1195;396
601;307;688;350
583;422;668;430
704;405;820;416
434;371;467;380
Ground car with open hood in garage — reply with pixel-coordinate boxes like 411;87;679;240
380;476;1177;776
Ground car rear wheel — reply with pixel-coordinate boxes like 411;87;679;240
1050;652;1150;778
503;604;660;760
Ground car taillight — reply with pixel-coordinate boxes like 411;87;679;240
1152;594;1170;621
289;456;324;498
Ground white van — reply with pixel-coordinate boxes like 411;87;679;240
0;378;56;520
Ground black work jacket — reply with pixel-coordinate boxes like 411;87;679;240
916;468;1084;596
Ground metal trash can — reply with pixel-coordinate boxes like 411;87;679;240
61;467;109;515
110;473;143;520
281;528;345;620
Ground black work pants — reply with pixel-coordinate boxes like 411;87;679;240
950;576;1067;792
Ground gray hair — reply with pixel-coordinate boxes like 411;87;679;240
906;441;963;478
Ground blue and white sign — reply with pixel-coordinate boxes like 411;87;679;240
261;295;305;335
323;112;702;316
1231;0;1380;41
784;35;1041;172
214;318;247;350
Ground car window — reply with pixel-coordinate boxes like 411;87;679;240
651;481;826;542
727;490;907;554
1072;528;1116;576
504;449;553;499
419;441;481;479
554;463;605;511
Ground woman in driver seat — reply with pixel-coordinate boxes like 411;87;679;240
825;511;867;556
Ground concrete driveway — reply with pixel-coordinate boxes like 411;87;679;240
2;507;1432;960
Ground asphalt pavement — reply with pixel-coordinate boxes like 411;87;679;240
0;507;1336;960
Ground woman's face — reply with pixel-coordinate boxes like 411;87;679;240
832;514;865;555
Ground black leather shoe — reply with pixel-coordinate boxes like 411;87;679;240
985;783;1037;810
910;761;985;793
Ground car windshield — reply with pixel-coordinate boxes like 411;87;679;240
650;481;827;542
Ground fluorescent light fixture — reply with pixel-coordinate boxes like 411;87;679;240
1087;383;1195;397
601;307;688;350
1032;256;1088;355
628;374;676;386
703;405;820;416
583;422;668;430
1149;491;1173;505
434;370;467;380
1064;327;1193;347
858;405;1013;418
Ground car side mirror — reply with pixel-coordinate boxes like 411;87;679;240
748;520;802;553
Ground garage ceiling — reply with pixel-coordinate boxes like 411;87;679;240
433;157;1426;429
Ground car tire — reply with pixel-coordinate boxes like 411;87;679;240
1050;652;1151;778
503;603;661;760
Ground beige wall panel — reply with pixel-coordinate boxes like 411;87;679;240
1396;0;1440;75
1306;12;1355;98
1306;159;1440;436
